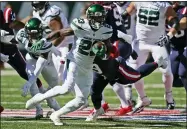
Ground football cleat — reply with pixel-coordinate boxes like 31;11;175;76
35;108;43;120
156;56;168;69
26;93;44;109
164;92;175;110
131;96;152;114
50;112;63;126
86;107;105;121
115;106;132;116
0;105;4;113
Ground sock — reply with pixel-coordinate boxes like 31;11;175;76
30;83;43;111
181;77;187;92
113;83;129;107
137;62;158;78
124;84;132;102
134;79;146;99
42;85;68;100
101;92;106;105
162;73;174;103
55;97;85;117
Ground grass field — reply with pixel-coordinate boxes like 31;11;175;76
1;70;187;129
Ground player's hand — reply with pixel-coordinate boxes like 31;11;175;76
21;81;32;97
130;50;138;60
155;34;170;47
0;53;9;62
0;30;9;36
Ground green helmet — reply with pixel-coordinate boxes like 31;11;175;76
25;17;43;42
86;4;106;30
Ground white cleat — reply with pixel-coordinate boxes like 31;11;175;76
131;96;152;114
85;107;105;122
35;108;43;120
50;112;63;126
26;93;44;109
156;56;168;69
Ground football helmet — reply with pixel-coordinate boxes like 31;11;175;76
86;4;106;30
25;18;43;42
31;1;49;15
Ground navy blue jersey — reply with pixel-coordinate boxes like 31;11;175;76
104;5;127;43
93;57;119;81
170;6;187;50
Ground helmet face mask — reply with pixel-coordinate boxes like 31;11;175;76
86;4;106;30
25;18;43;43
31;1;49;15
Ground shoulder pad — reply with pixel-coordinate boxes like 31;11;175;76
48;5;61;17
15;28;28;44
70;18;84;31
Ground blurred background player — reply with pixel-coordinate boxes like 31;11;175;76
31;1;74;83
169;2;187;90
0;8;45;118
121;2;180;112
16;17;61;112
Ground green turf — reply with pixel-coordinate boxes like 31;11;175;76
1;72;186;129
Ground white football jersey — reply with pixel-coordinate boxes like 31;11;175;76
134;2;170;44
33;5;74;48
16;28;53;60
68;18;113;70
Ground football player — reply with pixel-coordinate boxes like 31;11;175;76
1;9;44;118
121;2;180;112
31;2;74;82
16;18;61;112
86;55;167;121
25;4;115;125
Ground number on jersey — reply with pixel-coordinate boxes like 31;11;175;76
138;8;160;26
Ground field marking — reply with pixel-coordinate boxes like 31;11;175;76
1;102;186;108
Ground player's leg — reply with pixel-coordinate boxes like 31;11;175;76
152;45;175;109
26;60;77;109
25;53;43;118
179;48;187;92
170;49;183;87
50;67;93;125
41;61;61;111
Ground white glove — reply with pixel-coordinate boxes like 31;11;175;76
21;81;32;97
0;29;9;36
0;53;9;62
155;34;170;47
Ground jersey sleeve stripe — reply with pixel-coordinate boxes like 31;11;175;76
71;22;84;30
102;31;113;34
182;7;187;15
40;43;53;51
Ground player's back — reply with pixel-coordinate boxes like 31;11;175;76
135;2;170;44
69;18;113;70
105;5;127;43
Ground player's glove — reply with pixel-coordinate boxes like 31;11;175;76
0;53;9;62
30;39;46;53
0;29;9;36
21;81;32;97
109;44;119;58
92;42;107;58
130;50;138;60
155;34;170;47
